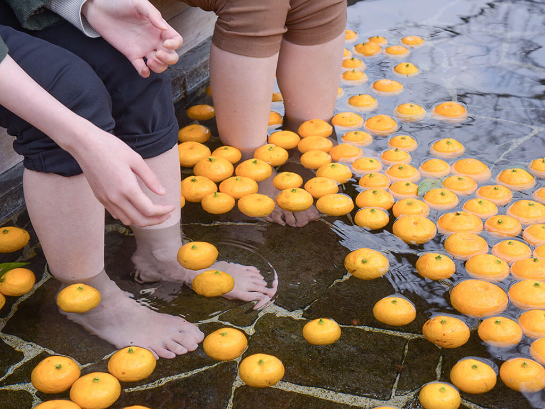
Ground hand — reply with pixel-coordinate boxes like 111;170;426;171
73;129;176;226
82;0;183;78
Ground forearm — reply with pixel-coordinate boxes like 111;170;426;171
0;55;98;158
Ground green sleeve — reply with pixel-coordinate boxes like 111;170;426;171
0;38;8;64
4;0;62;30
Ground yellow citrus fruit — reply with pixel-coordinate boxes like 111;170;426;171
0;292;5;311
304;177;339;199
389;181;418;199
276;188;313;212
331;112;364;128
354;207;389;230
355;189;394;210
530;338;545;365
430;138;465;159
423;188;459;211
298;136;333;154
253;144;289;167
316;163;352;184
535;187;545;204
464;254;509;282
385;45;409;56
272;172;303;190
523;224;545;246
193;156;234;183
462;198;498;219
303;318;341;345
352;157;383;174
477;316;523;347
496;168;536;191
507;200;545;225
364;114;398;136
0;226;30;252
388;134;417;151
536;244;545;260
268;111;283;126
347;95;377;111
344;248;389;280
499;358;545;392
31;356;81;394
451;158;491;183
511;257;545;280
108;346;156;382
358;172;390;190
373;296;416;326
442;175;477;196
201;191;236;215
380;148;411;165
56;284;101;313
343;57;363;69
178;141;211;168
433;101;467;118
345;29;358;41
219;176;258;199
450;279;508;317
300;150;332;169
70;372;121;409
394;62;419;76
419;382;461;409
484;215;522;237
415;253;455;280
192;269;235;297
394;103;426;121
437;211;483;235
211;146;242;164
342;69;368;82
491;239;531;264
443;232;488;260
354;41;382;56
392;215;437;245
509;279;545;310
203;327;248;361
449;358;497;394
238;354;285;388
385;164;420;183
401;36;424;46
0;268;35;296
180;176;217;203
272;92;283;102
34;401;82;409
297;119;333;138
238;194;275;217
186;104;215;120
519;309;545;339
368;35;387;44
316;193;354;216
419;158;450;178
268;130;300;150
235;159;272;182
422;315;470;348
392;198;429;218
476;184;512;206
177;242;218;270
372;79;403;93
177;124;211;143
329;143;363;162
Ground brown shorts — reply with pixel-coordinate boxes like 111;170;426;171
182;0;347;57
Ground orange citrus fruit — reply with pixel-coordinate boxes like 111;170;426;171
177;124;211;143
347;95;378;111
392;215;437;245
530;338;545;365
373;296;416;326
519;309;545;338
235;159;272;182
34;401;81;409
433;101;467;119
0;267;35;296
380;148;411;165
297;136;333;154
316;193;354;216
354;208;389;230
392;198;429;218
303;318;342;345
462;198;498;219
364;114;399;136
385;45;409;56
511;257;545;280
272;92;283;102
238;354;285;388
193;156;234;183
443;232;488;260
192;270;235;297
0;292;5;311
268;130;300;150
108;346;156;382
186;104;215;120
484;215;522;237
389;181;418;199
442;175;477;196
476;184;512;206
344;248;389;280
300;150;332;169
430;138;465;159
372;79;403;93
394;103;426;121
331;112;364;128
253;144;289;167
203;327;248;361
535;244;545;259
0;226;30;252
388;134;417;151
177;242;218;270
211;146;242;164
219;176;258;199
423;188;459;211
201;191;236;214
394;62;419;76
358;172;390;190
449;358;497;394
477;316;522;347
451;158;491;183
272;172;303;190
341;130;373;145
402;35;424;46
70;372;121;409
238;194;275;217
422;315;470;348
415;253;455;280
491;239;531;264
450;279;508;317
507;200;545;225
31;356;81;394
508;279;545;310
464;254;509;282
385;164;421;183
298;119;333;138
316;163;352;184
499;358;545;392
329;143;362;163
178;141;211;168
275;188;313;212
352;157;383;174
354;41;382;56
419;158;450;178
56;284;101;313
180;176;217;202
355;189;394;210
523;224;545;246
368;35;387;45
496;168;536;191
419;382;461;409
437;211;483;235
268;111;283;126
304;177;339;199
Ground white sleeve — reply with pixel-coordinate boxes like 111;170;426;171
46;0;101;38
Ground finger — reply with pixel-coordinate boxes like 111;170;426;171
146;57;169;74
131;57;150;78
254;295;273;310
155;49;179;66
135;0;168;31
161;29;184;50
131;157;166;196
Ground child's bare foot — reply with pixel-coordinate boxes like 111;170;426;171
59;271;204;359
131;227;277;309
259;169;320;227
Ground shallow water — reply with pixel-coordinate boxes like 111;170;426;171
2;0;545;408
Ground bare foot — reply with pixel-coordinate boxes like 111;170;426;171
259;168;320;227
59;271;204;359
131;229;277;309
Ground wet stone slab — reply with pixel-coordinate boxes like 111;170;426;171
245;314;406;399
0;390;34;409
0;340;24;381
395;338;441;396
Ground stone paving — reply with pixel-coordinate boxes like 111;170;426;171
2;0;545;408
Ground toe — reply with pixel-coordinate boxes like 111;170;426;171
165;340;188;356
154;346;176;359
283;211;297;226
253;295;273;310
174;333;199;351
269;209;287;226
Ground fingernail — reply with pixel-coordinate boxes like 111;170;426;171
158;184;166;194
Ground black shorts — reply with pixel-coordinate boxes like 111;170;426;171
0;13;178;177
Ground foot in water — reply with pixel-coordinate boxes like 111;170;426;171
259;167;320;227
131;225;277;309
59;271;204;359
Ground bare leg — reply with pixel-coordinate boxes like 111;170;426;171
130;146;276;309
23;168;203;359
276;32;345;131
209;44;320;227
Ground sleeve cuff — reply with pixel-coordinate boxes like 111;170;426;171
46;0;101;38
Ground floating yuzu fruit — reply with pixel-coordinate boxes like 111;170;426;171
451;158;491;183
477;316;523;347
401;36;425;46
464;254;509;282
70;372;121;409
450;279;508;317
239;354;284;388
430;138;465;159
496;168;536;191
394;103;426;121
491;239;531;264
329;143;363;163
511;257;545;280
178;141;211;168
253;144;289;167
352;157;383;175
368;35;387;45
56;284;101;313
462;198;498;219
499;358;545;393
419;382;460;409
180;176;217;202
0;268;35;297
341;69;368;85
389;181;418;199
441;175;477;196
107;346;156;382
530;338;545;365
372;79;403;95
347;95;378;112
444;232;488;260
0;226;30;253
304;177;339;199
316;193;354;216
364;114;399;136
341;130;373;145
186;104;215;121
523;224;545;246
272;172;303;190
316;163;352;184
355;189;394;210
268;131;300;150
178;124;211;143
529;157;545;178
449;358;497;394
508;279;545;310
422;315;470;348
432;101;467;121
345;29;358;43
235;159;272;182
476;184;512;206
212;146;242;164
354;208;389;230
393;62;419;76
344;248;389;280
300;150;332;169
380;148;411;165
268;111;283;126
392;215;437;245
373;296;416;326
193;156;234;183
507;200;545;225
520;309;545;338
415;253;455;280
423;188;459;211
272;92;283;102
203;327;247;361
192;270;235;297
354;41;382;57
298;119;333;138
419;159;450;178
436;211;483;235
297;136;333;154
392;198;429;218
331;112;364;129
385;164;421;183
342;57;364;70
388;134;418;151
358;172;390;189
238;194;275;217
177;242;218;270
275;188;313;212
31;356;81;394
201;192;236;214
219;176;258;199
